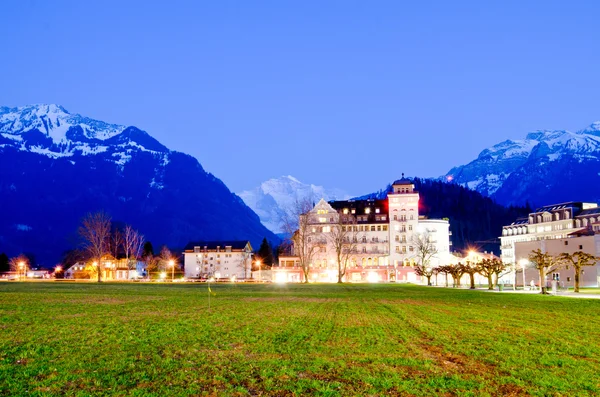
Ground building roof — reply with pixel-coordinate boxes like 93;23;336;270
579;207;600;216
328;199;389;223
184;240;251;251
533;202;587;214
392;173;412;185
510;218;529;226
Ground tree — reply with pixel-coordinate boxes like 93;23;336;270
411;231;438;286
528;249;561;295
436;265;450;287
477;257;503;290
79;212;112;282
256;238;275;268
281;198;318;283
143;241;154;257
462;260;479;289
9;255;29;280
326;212;358;283
0;253;9;273
446;263;465;288
123;225;145;279
558;251;599;293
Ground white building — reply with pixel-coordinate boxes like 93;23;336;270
183;241;253;280
500;201;600;287
274;177;453;283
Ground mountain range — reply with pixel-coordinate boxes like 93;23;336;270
0;104;278;265
446;122;600;206
238;176;349;234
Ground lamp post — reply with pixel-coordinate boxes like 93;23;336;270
519;259;528;290
256;260;261;282
169;260;175;281
18;261;25;281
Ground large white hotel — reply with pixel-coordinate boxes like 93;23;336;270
273;177;453;283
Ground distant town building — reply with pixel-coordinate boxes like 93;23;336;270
183;241;253;280
274;177;453;283
500;202;600;287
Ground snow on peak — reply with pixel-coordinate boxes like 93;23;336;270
0;103;126;143
239;176;350;233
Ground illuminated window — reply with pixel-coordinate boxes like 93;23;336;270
375;208;380;213
365;208;371;214
383;225;388;231
319;217;326;223
371;226;376;231
317;209;327;214
351;209;356;214
395;246;400;253
343;208;349;214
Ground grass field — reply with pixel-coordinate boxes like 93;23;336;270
1;282;599;396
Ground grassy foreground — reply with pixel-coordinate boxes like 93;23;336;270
1;283;599;396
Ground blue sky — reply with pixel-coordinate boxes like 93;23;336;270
2;0;600;195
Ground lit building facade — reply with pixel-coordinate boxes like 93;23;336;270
274;177;453;283
500;201;600;287
183;241;253;280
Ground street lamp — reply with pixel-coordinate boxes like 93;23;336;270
256;260;261;282
169;260;175;281
519;259;528;290
18;261;25;281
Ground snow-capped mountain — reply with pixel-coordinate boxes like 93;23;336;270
0;104;278;264
446;122;600;206
238;176;350;233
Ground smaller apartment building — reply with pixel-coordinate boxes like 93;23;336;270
183;241;253;280
500;201;600;287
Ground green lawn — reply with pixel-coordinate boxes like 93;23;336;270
1;282;599;396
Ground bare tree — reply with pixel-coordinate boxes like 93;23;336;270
411;231;438;286
281;197;318;283
325;212;359;283
123;225;145;279
79;212;112;282
528;249;561;295
476;257;504;290
436;265;450;287
462;260;479;289
9;254;29;280
558;251;599;293
446;263;465;288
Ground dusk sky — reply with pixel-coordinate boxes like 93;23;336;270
3;1;600;196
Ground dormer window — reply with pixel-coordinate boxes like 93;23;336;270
365;208;371;214
343;208;349;214
375;208;380;213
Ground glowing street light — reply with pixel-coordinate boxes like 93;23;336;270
18;261;25;281
256;260;261;282
169;260;175;281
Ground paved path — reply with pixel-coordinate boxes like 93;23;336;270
486;288;600;299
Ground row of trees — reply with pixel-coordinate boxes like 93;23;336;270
77;212;180;281
415;257;508;290
528;249;598;294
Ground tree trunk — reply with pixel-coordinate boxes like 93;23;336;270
574;268;580;293
426;275;432;286
445;274;448;287
469;273;475;289
494;273;499;288
539;268;547;294
487;274;493;290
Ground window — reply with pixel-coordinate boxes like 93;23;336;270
365;208;371;214
383;225;388;231
377;225;381;231
351;209;356;214
395;246;400;253
393;215;397;221
409;246;414;252
402;246;407;253
319;217;326;223
376;208;380;213
371;226;376;231
579;245;583;249
362;247;367;253
382;216;387;221
564;241;568;246
343;208;349;214
317;209;327;214
408;225;412;231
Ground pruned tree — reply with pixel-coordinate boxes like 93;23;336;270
476;257;503;290
462;260;479;289
528;249;561;295
558;251;599;293
446;263;465;288
9;254;29;280
411;231;438;286
79;212;112;282
281;197;318;283
436;265;450;287
123;225;145;280
326;212;358;283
